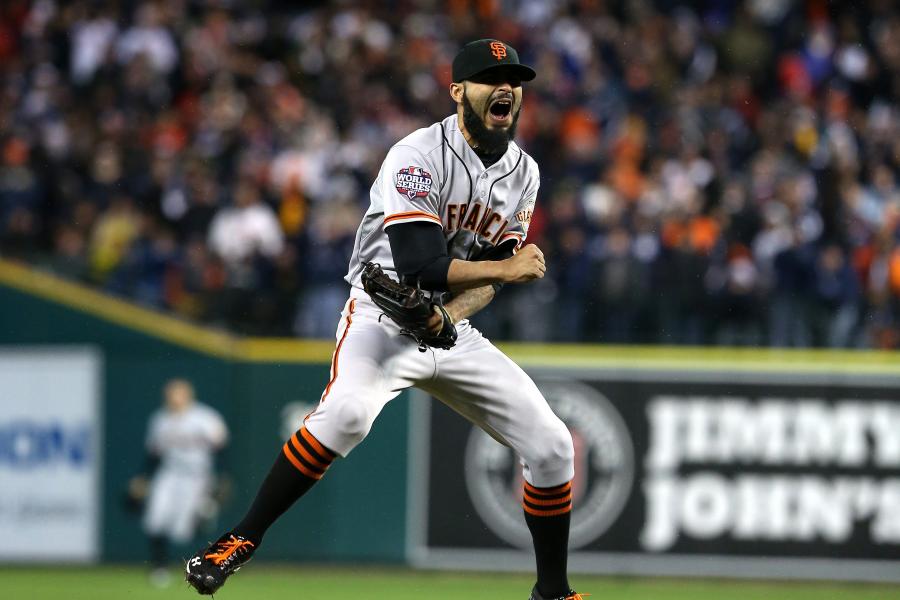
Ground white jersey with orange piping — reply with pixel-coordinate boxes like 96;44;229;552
344;114;538;290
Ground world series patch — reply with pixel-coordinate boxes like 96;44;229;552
395;166;433;200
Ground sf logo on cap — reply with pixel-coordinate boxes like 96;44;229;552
490;41;507;60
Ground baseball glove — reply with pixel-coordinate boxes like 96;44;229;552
361;262;457;352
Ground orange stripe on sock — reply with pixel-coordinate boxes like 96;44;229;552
523;488;571;503
524;481;571;496
321;300;355;402
290;432;330;471
282;443;322;480
523;503;573;517
523;494;571;507
300;426;336;461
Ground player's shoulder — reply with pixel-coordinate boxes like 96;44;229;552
391;120;446;162
508;143;540;189
191;402;224;420
514;144;539;176
148;409;167;426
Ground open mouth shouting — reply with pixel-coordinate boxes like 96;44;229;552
487;96;513;126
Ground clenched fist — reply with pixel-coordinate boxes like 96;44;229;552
501;244;546;283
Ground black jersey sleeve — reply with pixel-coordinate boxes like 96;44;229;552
386;222;516;293
386;221;452;291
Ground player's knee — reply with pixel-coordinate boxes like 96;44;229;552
335;401;373;447
529;421;574;481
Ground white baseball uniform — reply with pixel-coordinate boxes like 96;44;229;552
304;114;574;487
143;402;228;542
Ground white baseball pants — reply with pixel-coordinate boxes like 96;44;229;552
303;293;574;487
143;469;211;542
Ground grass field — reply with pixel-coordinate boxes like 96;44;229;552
2;566;900;600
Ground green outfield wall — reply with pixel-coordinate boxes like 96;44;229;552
0;261;408;563
3;259;900;577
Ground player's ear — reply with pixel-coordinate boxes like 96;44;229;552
449;82;464;104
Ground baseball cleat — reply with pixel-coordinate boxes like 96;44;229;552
529;585;589;600
185;532;256;595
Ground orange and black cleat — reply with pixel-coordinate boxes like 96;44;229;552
185;532;256;595
528;586;590;600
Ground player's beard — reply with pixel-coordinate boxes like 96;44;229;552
462;91;520;156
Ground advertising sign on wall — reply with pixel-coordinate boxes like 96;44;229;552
0;348;102;562
408;369;900;581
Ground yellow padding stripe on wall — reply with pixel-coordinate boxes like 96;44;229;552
1;259;898;371
0;259;334;362
496;342;900;374
0;259;237;357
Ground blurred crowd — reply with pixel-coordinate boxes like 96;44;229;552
1;0;899;347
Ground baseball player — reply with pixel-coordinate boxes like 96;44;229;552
137;378;228;585
187;39;582;600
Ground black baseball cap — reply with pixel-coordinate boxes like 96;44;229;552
452;39;536;83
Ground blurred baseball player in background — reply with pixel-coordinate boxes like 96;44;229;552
131;378;228;587
186;39;582;600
